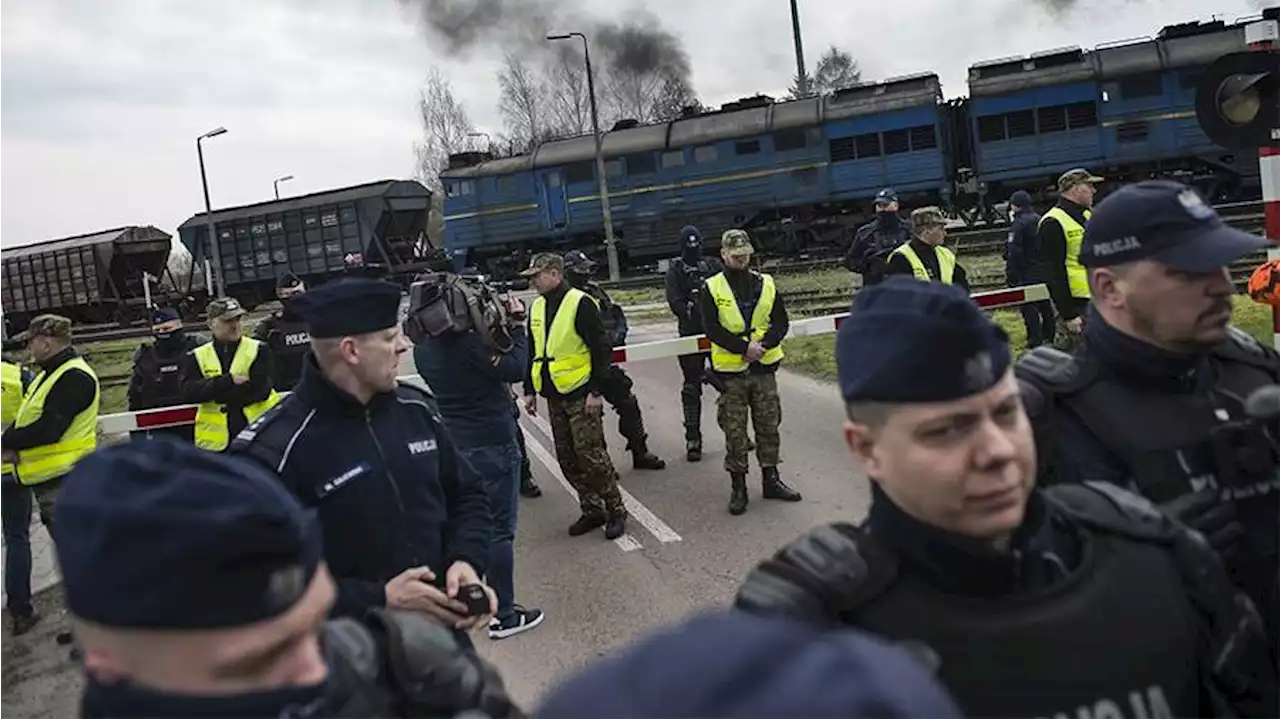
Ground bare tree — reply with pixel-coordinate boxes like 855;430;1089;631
787;70;816;100
602;64;667;124
413;67;475;192
812;46;861;95
543;46;591;138
497;51;550;152
650;72;700;122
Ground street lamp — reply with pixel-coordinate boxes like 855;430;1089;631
197;126;228;298
274;174;295;200
547;31;620;281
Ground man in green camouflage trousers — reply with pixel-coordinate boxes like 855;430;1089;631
699;230;803;515
547;394;626;520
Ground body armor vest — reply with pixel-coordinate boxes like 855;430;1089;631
264;314;311;391
133;339;195;409
851;530;1200;719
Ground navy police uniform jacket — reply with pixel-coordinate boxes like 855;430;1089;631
230;355;491;618
1004;208;1045;285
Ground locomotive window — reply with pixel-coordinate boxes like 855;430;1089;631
908;125;937;150
1118;73;1162;99
1037;106;1067;134
773;129;809;152
564;161;595;183
854;133;881;158
1066;101;1098;129
882;129;910;155
828;137;856;162
1116;121;1148;143
1006;110;1035;138
977;114;1006;142
661;150;685;168
693;145;718;163
735;140;761;155
604;159;624;178
625;152;657;174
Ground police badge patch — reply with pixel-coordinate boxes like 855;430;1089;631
1176;189;1213;221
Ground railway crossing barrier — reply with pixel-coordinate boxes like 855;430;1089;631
95;282;1050;435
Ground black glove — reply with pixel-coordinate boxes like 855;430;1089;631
1161;488;1245;558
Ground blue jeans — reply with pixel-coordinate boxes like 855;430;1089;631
456;440;521;622
2;476;33;615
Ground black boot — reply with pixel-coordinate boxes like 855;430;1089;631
520;475;542;498
761;467;802;502
604;513;627;540
686;438;702;462
631;442;666;470
728;473;748;515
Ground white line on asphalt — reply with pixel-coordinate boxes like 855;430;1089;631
519;426;644;552
524;412;683;545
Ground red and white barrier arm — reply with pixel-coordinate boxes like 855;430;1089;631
97;282;1050;434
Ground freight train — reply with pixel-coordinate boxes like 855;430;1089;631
439;9;1273;274
1;179;439;332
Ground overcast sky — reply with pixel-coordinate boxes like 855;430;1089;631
1;0;1250;249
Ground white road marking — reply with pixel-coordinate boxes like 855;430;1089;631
524;411;683;545
519;426;644;552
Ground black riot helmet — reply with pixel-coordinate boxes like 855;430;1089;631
679;225;702;263
563;250;597;277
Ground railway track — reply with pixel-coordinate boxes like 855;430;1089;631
599;201;1266;293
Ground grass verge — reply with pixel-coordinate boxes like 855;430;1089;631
783;295;1274;384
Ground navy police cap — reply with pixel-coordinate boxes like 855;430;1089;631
1081;180;1268;272
53;437;323;630
836;278;1011;403
291;277;402;338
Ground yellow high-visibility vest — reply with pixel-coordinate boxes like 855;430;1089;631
2;361;25;476
1040;206;1092;299
530;288;592;395
193;339;281;451
891;242;957;284
705;271;785;373
13;357;99;485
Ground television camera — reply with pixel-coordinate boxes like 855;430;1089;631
403;272;529;353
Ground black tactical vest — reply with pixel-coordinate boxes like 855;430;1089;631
849;529;1200;719
264;314;311;391
132;338;196;409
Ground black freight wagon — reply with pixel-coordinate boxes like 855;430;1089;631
177;179;437;310
1;226;173;328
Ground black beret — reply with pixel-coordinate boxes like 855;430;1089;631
836;278;1011;403
53;437;322;630
291;278;402;338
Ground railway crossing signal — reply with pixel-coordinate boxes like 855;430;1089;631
1194;17;1278;150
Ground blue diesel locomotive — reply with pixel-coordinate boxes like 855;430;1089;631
440;10;1267;274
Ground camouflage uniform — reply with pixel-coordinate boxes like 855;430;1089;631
717;373;782;474
546;394;627;521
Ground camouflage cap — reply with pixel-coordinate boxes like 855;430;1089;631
206;297;247;321
1057;168;1104;192
518;252;565;277
910;206;947;229
720;229;754;257
12;314;73;343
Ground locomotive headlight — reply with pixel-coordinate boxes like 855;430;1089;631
1195;48;1279;149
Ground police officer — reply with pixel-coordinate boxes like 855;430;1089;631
884;207;970;290
1016;180;1280;653
665;225;724;461
700;230;802;515
1;352;37;634
521;253;628;540
55;438;522;719
1039;168;1102;351
231;278;497;636
253;272;311;391
734;278;1278;719
180;298;280;452
563;249;665;470
1004;190;1055;347
513;392;543;498
843;188;912;285
127;307;200;442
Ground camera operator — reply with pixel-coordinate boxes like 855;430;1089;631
55;438;522;719
564;250;665;471
1017;181;1280;654
412;272;547;640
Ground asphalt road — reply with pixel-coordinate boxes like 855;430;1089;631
1;317;870;716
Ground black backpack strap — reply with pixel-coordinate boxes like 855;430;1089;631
734;522;897;626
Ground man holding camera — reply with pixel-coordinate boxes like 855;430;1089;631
522;253;628;540
230;278;496;647
563;250;666;471
413;277;546;640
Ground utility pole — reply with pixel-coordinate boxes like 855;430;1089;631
790;0;810;97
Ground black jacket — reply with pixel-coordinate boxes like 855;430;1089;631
179;337;275;441
253;308;311;391
665;256;722;335
1004;208;1045;285
127;333;201;411
230;355;491;619
1038;199;1091;321
523;282;613;399
843;214;912;283
1;347;97;452
698;268;790;375
884;238;971;291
